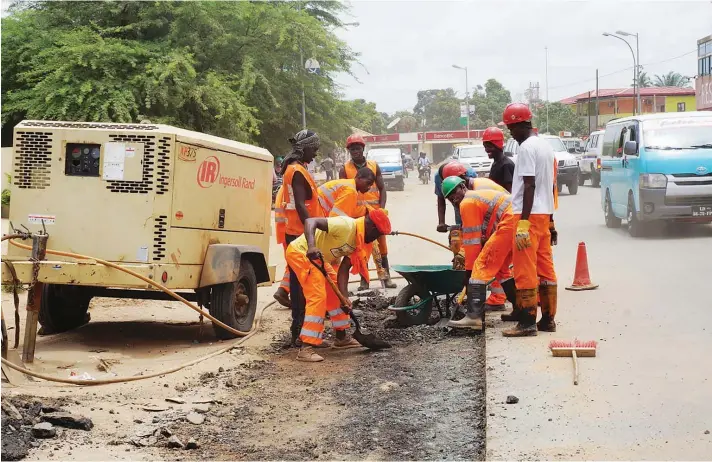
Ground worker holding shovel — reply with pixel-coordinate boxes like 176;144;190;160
441;178;517;330
285;209;392;362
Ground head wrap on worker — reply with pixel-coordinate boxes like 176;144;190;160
283;129;321;166
367;208;392;235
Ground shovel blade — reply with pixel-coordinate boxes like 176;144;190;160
353;329;391;350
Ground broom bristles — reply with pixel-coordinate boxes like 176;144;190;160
549;339;598;349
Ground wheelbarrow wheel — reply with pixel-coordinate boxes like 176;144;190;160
393;284;432;327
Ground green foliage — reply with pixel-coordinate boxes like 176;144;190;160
653;71;690;88
1;1;371;154
1;188;10;206
532;102;587;136
469;79;512;129
413;89;461;131
637;71;652;88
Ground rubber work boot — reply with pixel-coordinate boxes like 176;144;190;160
537;283;558;332
502;289;538;337
358;278;370;291
296;346;324;362
499;278;519;321
273;287;290;308
381;256;397;289
449;282;486;330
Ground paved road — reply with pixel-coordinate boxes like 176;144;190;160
485;184;712;460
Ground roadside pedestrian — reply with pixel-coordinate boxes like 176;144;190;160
285;209;392;362
279;129;325;345
339;134;396;289
501;103;558;337
441;178;517;329
484;127;515;193
321;153;336;181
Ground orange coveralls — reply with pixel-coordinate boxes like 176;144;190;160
282;162;323;339
459;190;514;294
461;178;509;306
317;179;367;219
285;217;367;346
343;160;388;259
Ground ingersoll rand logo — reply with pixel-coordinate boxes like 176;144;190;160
197;156;220;188
196;155;257;190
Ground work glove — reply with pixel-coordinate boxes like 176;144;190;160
436;223;449;233
515;219;532;251
549;221;558;246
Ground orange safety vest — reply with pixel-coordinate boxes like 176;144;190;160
282;162;322;236
469;177;508;193
274;185;287;245
317;179;367;218
459;190;512;269
344;160;380;209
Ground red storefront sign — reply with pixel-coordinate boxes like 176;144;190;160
363;133;400;143
417;130;485;141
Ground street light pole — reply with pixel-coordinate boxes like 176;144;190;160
545;46;549;133
300;49;307;129
452;64;470;141
604;32;638;114
616;30;641;114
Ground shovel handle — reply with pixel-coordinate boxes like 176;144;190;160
309;258;352;309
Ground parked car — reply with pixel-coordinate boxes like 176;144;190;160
367;147;405;191
453;143;492;177
579;130;604;187
562;137;585;154
600;112;712;237
504;135;580;195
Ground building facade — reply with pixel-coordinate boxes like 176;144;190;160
697;34;712;111
560;87;697;133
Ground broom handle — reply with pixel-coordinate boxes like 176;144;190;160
572;350;579;385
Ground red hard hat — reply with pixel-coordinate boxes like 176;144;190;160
346;134;365;148
502;103;533;125
482;127;505;149
442;161;468;179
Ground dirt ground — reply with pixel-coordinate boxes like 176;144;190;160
2;288;486;461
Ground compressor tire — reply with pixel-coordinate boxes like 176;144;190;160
209;260;258;340
393;284;432;327
38;284;92;335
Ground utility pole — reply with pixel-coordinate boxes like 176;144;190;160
300;49;306;129
596;69;598;130
452;64;470;141
545;46;549;134
588;91;592;135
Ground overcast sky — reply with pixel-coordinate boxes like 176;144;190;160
334;0;712;114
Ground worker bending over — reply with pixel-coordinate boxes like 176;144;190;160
437;161;509;310
285;209;392;362
340;134;395;289
501;103;558;337
435;161;506;232
318;168;376;218
441;178;517;329
483;127;515;193
280;130;324;345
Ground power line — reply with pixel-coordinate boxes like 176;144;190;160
549;49;697;91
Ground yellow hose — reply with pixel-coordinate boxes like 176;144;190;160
1;236;274;385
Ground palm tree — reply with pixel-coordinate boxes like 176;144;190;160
636;71;652;88
653;71;690;87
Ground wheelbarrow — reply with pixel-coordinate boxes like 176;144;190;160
387;265;466;327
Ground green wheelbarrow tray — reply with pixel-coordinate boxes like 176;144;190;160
387;265;467;326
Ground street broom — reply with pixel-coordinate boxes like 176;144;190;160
548;339;597;385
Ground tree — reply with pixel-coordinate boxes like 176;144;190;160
413;89;460;131
532;102;587;136
1;1;367;154
469;79;512;129
653;71;690;88
637;71;652;88
342;99;386;135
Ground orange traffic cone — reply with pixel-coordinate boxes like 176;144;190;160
566;242;599;291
